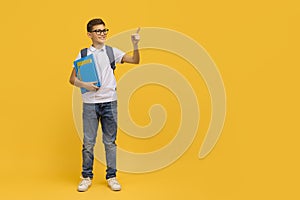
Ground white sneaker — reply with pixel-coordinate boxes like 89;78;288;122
107;177;121;191
77;177;92;192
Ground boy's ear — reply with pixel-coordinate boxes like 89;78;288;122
87;32;92;38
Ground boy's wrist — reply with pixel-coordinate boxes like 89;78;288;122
133;44;139;50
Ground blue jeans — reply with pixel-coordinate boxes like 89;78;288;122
81;101;118;180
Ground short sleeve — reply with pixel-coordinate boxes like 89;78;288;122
113;47;125;64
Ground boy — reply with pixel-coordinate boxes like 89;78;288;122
69;18;140;192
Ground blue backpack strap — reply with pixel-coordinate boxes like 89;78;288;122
105;45;116;70
80;48;88;58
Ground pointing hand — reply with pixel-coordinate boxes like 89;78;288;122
131;27;141;45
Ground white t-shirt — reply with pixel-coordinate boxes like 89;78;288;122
73;45;125;103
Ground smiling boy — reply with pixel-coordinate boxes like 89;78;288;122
69;18;140;192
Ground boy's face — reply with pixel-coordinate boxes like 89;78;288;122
88;24;107;45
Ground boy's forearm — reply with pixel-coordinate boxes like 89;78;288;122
74;78;87;88
132;45;140;64
70;75;86;88
70;68;86;88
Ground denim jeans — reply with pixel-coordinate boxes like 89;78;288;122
81;101;118;180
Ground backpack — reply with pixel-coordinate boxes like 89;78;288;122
80;45;116;70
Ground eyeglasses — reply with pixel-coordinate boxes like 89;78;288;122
90;28;109;35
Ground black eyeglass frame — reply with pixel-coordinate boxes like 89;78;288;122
90;28;109;35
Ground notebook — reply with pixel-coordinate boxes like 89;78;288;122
73;54;101;94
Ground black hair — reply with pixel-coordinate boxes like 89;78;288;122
87;18;106;32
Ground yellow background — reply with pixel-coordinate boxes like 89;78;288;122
1;0;299;199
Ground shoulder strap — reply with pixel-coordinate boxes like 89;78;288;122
80;46;116;70
105;45;116;70
80;48;88;58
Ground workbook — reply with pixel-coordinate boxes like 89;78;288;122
74;54;100;94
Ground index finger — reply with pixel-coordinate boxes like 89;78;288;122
136;27;141;34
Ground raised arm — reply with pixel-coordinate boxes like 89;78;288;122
121;28;140;64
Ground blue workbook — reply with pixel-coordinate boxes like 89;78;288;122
74;54;101;94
